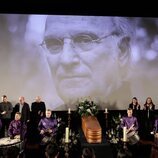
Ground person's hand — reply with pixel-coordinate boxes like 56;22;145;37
48;129;52;133
1;111;6;115
14;135;20;139
40;130;44;134
40;112;44;117
127;124;134;133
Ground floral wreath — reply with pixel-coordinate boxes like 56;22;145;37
76;99;99;116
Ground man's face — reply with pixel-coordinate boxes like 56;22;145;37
127;109;133;117
46;110;52;118
44;16;120;105
19;97;24;104
35;96;41;103
2;96;7;103
15;113;21;120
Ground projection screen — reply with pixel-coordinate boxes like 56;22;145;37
0;14;158;110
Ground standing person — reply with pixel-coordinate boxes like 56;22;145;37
128;97;141;117
142;97;155;140
14;96;30;140
31;96;46;126
40;15;134;110
129;97;141;111
0;95;13;137
143;97;155;111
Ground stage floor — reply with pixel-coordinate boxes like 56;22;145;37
79;129;113;158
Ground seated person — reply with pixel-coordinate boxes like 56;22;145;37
120;108;139;143
8;112;21;139
81;147;96;158
45;142;59;158
38;109;57;144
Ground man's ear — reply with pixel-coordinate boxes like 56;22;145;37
117;36;131;80
118;36;131;66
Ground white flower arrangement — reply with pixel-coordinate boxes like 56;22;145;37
106;113;122;144
76;99;99;116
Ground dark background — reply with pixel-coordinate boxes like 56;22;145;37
0;1;158;18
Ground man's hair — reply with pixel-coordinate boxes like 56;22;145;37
111;17;134;38
127;107;133;111
46;109;52;112
15;112;21;116
45;143;59;158
82;147;95;158
2;95;7;98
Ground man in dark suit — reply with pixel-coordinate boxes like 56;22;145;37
14;96;30;140
31;96;46;126
0;95;13;137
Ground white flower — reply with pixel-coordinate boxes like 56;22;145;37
86;109;91;113
77;99;98;116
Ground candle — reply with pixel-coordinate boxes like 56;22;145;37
68;108;71;114
123;127;127;142
65;127;69;143
105;108;108;113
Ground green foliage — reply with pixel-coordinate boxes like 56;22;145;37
106;113;122;144
59;131;80;157
76;99;99;117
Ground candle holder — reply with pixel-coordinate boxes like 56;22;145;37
104;111;108;129
68;111;71;128
65;142;69;158
60;131;79;158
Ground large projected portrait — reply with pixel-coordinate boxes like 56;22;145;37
0;15;158;110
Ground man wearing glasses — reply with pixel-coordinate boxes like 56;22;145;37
41;15;134;110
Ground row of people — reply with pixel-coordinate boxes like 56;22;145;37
44;143;96;158
4;145;96;158
119;108;158;158
120;107;158;142
128;97;157;141
129;97;155;111
0;109;57;142
0;95;46;137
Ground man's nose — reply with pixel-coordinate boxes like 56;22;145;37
60;38;80;66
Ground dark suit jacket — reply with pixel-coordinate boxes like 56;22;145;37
13;102;30;123
31;101;46;118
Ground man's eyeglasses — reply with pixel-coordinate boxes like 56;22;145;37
41;32;115;55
